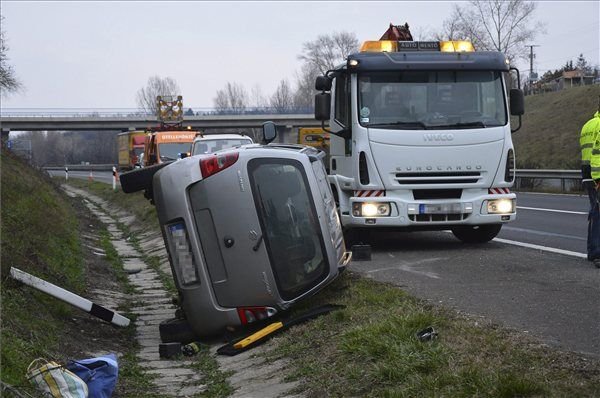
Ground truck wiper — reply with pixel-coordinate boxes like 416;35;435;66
367;121;427;129
433;121;487;129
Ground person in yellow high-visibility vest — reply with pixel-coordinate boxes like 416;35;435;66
583;108;600;268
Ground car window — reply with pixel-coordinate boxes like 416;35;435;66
248;158;329;300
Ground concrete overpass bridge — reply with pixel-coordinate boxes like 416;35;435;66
0;109;322;143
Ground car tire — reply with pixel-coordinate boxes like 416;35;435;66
159;318;198;344
119;162;169;193
451;224;502;244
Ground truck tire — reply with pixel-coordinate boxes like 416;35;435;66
159;318;198;344
119;162;170;193
451;224;502;244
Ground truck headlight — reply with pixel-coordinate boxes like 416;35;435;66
167;222;199;285
487;199;515;214
352;202;391;217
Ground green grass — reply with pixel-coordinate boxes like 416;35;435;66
268;273;599;397
68;178;158;230
1;149;85;385
189;345;234;398
515;84;600;169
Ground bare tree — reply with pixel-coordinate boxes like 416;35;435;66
438;0;544;62
0;16;22;97
298;31;360;74
213;82;248;113
270;79;294;114
250;84;267;109
293;64;320;111
136;75;180;114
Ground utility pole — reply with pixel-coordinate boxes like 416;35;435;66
526;44;540;81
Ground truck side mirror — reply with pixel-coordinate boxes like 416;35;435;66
262;121;277;144
315;93;331;121
509;88;524;116
315;76;332;91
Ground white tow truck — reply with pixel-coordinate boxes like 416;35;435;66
315;24;525;243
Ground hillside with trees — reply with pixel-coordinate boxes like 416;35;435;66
514;84;600;169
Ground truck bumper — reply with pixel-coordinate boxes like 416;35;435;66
341;192;516;228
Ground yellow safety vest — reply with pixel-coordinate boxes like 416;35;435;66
589;112;600;181
581;112;600;180
581;112;600;164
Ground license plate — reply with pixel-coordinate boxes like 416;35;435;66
419;203;462;214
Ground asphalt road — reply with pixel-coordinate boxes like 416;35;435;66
53;170;599;357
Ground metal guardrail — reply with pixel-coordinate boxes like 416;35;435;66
515;169;581;192
41;166;582;191
44;164;114;171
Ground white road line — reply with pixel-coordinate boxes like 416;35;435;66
493;237;587;259
517;206;587;215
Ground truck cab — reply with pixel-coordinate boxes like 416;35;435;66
316;35;525;243
143;130;197;166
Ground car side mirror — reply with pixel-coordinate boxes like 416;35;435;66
510;88;524;116
262;121;277;144
315;93;331;121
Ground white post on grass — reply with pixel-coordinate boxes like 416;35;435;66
65;166;68;181
112;166;117;191
9;267;130;327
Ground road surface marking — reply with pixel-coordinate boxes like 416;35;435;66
502;226;586;241
517;206;586;215
493;238;587;259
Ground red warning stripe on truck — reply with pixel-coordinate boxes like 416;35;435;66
354;190;386;197
489;188;511;195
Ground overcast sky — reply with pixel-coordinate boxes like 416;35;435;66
2;1;598;109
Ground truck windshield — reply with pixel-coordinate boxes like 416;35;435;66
158;143;192;161
358;71;507;129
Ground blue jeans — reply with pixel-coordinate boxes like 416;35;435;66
585;181;600;260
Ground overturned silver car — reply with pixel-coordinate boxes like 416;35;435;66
121;123;350;338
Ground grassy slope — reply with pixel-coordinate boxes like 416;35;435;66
515;84;600;169
1;149;85;383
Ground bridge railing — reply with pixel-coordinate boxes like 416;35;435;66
0;107;315;117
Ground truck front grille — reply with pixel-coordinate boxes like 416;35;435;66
395;172;481;185
409;213;471;222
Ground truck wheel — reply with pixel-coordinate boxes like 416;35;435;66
451;224;502;244
119;162;170;193
159;318;198;344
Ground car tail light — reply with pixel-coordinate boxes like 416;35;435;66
200;152;239;178
237;307;277;325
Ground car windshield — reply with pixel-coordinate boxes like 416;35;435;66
192;138;252;155
158;143;192;161
358;71;507;129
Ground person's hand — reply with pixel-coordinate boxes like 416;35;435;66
595;180;600;191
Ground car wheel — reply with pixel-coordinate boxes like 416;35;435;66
451;224;502;244
119;162;170;193
159;318;198;344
